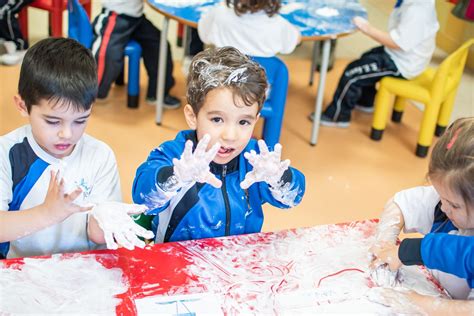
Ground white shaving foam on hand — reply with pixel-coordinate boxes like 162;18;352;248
315;7;339;17
0;255;127;314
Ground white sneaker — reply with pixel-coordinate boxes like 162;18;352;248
3;41;17;55
0;50;26;65
354;104;374;114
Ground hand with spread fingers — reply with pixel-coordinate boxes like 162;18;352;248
90;202;155;250
240;140;290;189
42;170;93;221
172;134;222;189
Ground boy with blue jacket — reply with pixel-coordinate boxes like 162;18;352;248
133;47;305;243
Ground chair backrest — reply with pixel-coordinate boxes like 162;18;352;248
251;56;289;147
252;56;289;118
68;0;93;49
431;39;474;100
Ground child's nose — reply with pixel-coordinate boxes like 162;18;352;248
58;125;72;139
222;125;237;141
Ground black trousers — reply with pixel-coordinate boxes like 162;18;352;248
92;10;175;99
324;46;403;121
0;0;34;50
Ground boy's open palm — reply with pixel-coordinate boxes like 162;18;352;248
173;134;222;188
91;202;155;250
240;140;290;189
42;170;92;221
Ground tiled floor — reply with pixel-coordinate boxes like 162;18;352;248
1;0;473;232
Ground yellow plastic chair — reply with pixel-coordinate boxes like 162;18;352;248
370;39;474;157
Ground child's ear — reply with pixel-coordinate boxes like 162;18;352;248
183;104;197;130
13;95;29;117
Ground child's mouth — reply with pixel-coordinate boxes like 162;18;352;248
218;146;234;156
54;144;71;151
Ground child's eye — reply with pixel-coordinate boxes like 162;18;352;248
211;117;223;123
75;120;87;125
45;120;60;125
239;120;251;126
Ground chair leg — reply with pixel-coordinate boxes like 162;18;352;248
435;89;457;137
370;86;392;141
391;97;406;123
18;8;28;40
416;102;441;158
125;43;141;109
51;9;63;37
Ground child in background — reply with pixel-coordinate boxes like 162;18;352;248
92;0;180;108
369;117;474;313
311;0;439;127
0;0;34;65
198;0;301;57
0;38;153;259
132;47;305;243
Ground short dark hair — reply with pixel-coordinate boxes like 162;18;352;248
429;117;474;209
18;38;97;112
226;0;281;17
186;46;267;114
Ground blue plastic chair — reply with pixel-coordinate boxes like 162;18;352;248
252;56;289;148
67;0;141;108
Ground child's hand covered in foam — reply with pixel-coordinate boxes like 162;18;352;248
172;134;222;188
240;140;290;189
91;202;154;250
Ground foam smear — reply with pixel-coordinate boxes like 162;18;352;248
0;255;127;314
162;223;444;314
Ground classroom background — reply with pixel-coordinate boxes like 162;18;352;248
1;0;473;232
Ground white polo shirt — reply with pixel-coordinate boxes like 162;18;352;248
0;125;122;258
385;0;439;79
198;4;300;57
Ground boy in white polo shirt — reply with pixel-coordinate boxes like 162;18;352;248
0;38;152;259
310;0;439;127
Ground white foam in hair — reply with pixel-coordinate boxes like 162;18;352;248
224;67;248;85
193;57;249;90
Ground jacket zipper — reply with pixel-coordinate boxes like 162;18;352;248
221;165;231;236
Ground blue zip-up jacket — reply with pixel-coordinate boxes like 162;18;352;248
399;203;474;288
132;130;305;243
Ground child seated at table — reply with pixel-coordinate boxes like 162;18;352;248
311;0;439;127
0;38;153;259
369;117;474;313
132;47;305;243
92;0;180;108
197;0;301;57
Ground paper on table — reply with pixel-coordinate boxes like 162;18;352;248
134;293;223;315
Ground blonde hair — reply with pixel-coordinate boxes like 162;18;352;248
429;117;474;208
